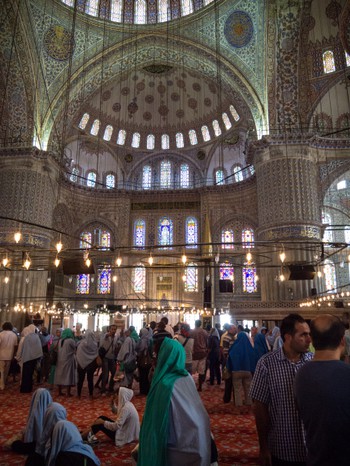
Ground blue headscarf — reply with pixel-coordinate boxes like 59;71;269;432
36;402;67;456
47;420;100;466
227;332;256;373
254;333;269;361
23;388;52;443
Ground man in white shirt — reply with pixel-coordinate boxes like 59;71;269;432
0;321;18;390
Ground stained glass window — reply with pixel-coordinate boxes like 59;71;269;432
180;163;190;188
135;0;147;23
189;129;198;145
132;132;141;148
117;129;126;145
229;105;240;121
158;217;173;246
222;229;234;249
242;229;254;248
158;0;168;22
233;165;243;182
323;260;336;292
133;265;146;293
103;125;113;141
134;220;146;247
176;132;184;148
79;113;89;129
142;165;152;189
201;125;211;142
80;232;92;249
106;173;115;189
243;263;257;293
220;262;234;281
212;120;222;137
62;0;74;5
76;274;90;294
181;0;193;15
322;212;333;244
161;134;169;150
160;160;172;188
87;172;97;187
323;50;336;74
346;51;350;67
86;0;98;15
70;167;79;182
215;169;224;185
111;0;123;20
184;263;198;292
97;268;111;294
99;231;111;249
90;119;100;136
222;113;232;130
186;216;197;248
147;134;155;150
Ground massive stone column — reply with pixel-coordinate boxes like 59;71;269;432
254;136;321;301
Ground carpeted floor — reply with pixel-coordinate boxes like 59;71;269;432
0;375;260;466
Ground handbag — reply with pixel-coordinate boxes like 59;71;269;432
99;340;113;359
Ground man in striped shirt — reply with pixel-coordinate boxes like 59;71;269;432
250;313;312;466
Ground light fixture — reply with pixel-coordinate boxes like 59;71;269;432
255;274;259;282
23;253;31;270
85;253;91;268
317;270;322;278
2;255;9;267
215;253;220;264
4;276;9;284
14;232;21;243
116;255;122;267
182;273;186;282
181;253;187;265
246;250;252;262
56;240;63;254
279;251;286;263
112;275;117;282
148;254;153;266
84;303;88;309
54;256;60;268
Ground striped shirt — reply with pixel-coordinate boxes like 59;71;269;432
250;347;313;462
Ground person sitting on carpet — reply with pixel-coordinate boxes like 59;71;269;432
47;420;100;466
25;402;67;466
11;387;52;455
83;387;139;447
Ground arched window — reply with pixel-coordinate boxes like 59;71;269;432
76;274;90;294
323;260;336;292
90;119;100;136
70;167;79;183
142;165;152;189
186;216;198;248
161;134;169;150
233;165;243;182
184;263;198;292
158;0;168;22
220;262;234;282
215;169;225;185
80;232;92;249
229;105;240;121
87;171;97;187
160;160;172;188
86;0;98;16
147;134;155;150
242;228;254;248
158;217;173;247
117;129;126;145
99;230;111;249
111;0;123;21
181;0;193;15
132;132;141;148
222;113;232;130
97;268;111;294
103;125;113;141
222;229;234;249
323;50;336;74
106;173;115;189
134;219;146;247
243;263;257;293
346;51;350;67
176;132;184;148
180;163;190;188
344;226;350;244
201;125;211;142
78;113;90;129
322;212;333;244
133;265;146;293
189;129;198;145
134;0;147;23
212;120;222;137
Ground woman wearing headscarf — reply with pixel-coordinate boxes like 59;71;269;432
136;328;152;395
25;402;67;466
16;324;43;393
253;332;269;362
138;338;211;466
129;326;140;343
117;328;137;389
48;328;62;390
83;387;139;447
12;388;52;455
76;330;98;399
47;420;100;466
54;328;77;397
208;327;221;385
227;331;256;407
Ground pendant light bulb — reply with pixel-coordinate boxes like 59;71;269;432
116;256;122;267
56;241;63;254
85;257;91;268
317;270;322;278
54;257;60;268
14;232;21;243
182;273;187;282
2;256;9;267
23;254;31;270
112;275;117;282
279;251;286;263
4;276;9;284
279;273;285;282
181;254;187;264
246;251;252;262
148;255;153;266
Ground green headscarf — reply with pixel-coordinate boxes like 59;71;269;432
137;338;188;466
129;326;140;342
61;328;74;341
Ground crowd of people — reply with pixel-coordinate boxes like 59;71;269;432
1;312;350;465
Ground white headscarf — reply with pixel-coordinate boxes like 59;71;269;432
117;387;134;417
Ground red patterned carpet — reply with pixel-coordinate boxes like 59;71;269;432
0;376;259;466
